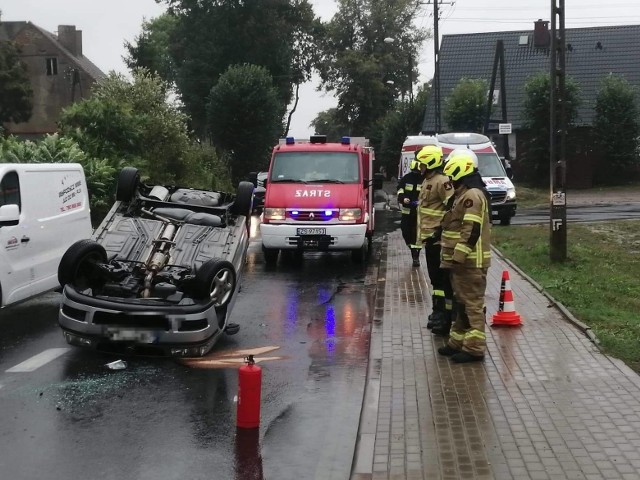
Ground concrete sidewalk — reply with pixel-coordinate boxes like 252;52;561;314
351;230;640;480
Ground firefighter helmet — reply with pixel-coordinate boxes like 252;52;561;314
443;151;477;181
446;148;478;168
416;145;444;170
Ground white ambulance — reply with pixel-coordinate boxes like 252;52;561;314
0;163;92;307
399;132;517;225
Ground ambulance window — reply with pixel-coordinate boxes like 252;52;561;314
0;172;21;210
476;153;507;177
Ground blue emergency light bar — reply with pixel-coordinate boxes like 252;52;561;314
341;136;351;145
286;137;295;145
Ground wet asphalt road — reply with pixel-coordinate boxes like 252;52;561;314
0;201;399;480
512;202;640;225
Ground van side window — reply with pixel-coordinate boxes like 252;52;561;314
0;172;21;211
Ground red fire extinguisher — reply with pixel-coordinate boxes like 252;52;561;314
237;354;262;429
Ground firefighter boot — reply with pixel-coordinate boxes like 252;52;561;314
427;296;445;329
427;312;435;329
431;310;452;337
411;249;420;267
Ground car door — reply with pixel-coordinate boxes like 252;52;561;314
0;170;36;306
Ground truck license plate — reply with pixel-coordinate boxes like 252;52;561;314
106;329;156;343
297;227;326;235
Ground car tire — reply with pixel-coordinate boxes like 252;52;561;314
116;167;140;202
58;239;108;289
194;258;237;307
231;181;255;217
263;247;279;266
499;214;512;226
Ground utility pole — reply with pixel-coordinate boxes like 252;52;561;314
550;0;567;262
426;0;454;133
433;0;440;133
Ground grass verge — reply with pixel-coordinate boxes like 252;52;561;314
492;221;640;372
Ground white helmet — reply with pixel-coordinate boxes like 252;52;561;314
446;148;478;168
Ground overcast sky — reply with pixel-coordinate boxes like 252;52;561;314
3;0;639;138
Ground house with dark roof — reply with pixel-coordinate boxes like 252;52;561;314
0;21;106;139
421;21;640;187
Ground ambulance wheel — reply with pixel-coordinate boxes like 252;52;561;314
193;258;236;307
58;240;108;289
499;214;512;226
116;167;140;202
231;181;255;217
263;247;279;266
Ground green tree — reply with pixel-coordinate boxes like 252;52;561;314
0;40;33;129
309;108;350;142
443;77;487;132
207;64;282;183
59;69;214;186
316;0;428;137
377;82;432;177
124;14;179;83
593;74;640;184
145;0;317;138
520;71;581;185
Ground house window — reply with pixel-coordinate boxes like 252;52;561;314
46;57;58;76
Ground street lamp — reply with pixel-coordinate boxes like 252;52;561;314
383;37;413;106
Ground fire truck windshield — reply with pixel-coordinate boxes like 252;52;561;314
270;152;360;183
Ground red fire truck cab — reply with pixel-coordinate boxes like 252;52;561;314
259;135;383;265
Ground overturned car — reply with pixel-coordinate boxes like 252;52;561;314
58;167;254;357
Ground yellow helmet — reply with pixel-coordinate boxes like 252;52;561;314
409;159;419;170
416;145;444;170
443;151;477;181
446;148;478;167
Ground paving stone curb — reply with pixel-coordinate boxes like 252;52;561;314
491;245;602;349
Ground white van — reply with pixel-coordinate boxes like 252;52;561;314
398;133;517;225
0;163;92;307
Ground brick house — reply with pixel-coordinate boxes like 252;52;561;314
421;22;640;187
0;21;106;139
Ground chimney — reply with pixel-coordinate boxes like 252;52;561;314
533;19;550;48
57;25;82;56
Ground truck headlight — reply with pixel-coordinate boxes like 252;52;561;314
506;188;516;200
264;208;285;221
339;208;361;221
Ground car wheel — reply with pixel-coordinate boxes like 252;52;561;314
351;236;371;264
116;167;140;202
194;258;236;307
231;181;255;217
499;215;512;226
263;246;279;266
58;240;108;289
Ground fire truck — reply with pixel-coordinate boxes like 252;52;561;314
259;135;383;265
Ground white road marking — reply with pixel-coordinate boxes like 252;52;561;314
6;348;71;373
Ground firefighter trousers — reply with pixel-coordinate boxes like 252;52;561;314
400;210;419;248
424;242;453;312
447;266;488;357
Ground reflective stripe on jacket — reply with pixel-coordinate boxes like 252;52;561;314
397;171;423;215
417;170;453;242
440;186;491;269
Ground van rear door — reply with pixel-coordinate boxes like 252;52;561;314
21;165;92;298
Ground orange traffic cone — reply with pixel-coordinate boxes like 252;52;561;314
492;270;522;326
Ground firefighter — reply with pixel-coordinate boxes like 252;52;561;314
415;145;455;335
437;151;492;363
397;153;424;266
